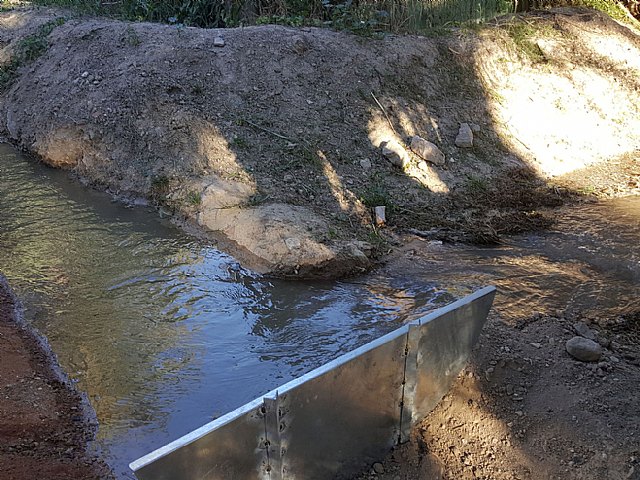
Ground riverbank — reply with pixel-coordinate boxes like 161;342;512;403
0;6;638;277
0;277;112;479
356;220;640;480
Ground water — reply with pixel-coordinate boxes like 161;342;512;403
0;145;456;478
1;144;638;477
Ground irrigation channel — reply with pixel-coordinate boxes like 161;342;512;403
1;143;639;478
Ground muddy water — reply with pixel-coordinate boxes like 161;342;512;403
0;145;456;478
408;197;640;321
1;143;638;478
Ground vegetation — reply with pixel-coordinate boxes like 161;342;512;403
0;17;65;91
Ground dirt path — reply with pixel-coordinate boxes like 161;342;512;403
0;277;112;479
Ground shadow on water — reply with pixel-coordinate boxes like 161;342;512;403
0;144;461;478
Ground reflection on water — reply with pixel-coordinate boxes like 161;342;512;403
2;143;638;478
0;145;455;478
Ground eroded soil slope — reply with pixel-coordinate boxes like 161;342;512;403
0;7;638;276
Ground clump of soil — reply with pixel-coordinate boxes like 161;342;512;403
0;277;113;479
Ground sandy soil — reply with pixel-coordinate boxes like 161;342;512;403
0;277;113;479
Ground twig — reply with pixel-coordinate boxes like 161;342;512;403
370;91;398;136
242;119;292;141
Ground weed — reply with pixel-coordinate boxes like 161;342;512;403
122;26;141;46
503;20;556;63
359;173;394;209
0;18;65;91
230;135;249;149
574;0;631;22
186;190;202;205
191;83;204;95
465;175;489;193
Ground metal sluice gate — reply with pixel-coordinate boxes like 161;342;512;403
130;286;496;480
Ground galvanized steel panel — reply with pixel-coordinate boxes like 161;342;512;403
130;397;269;480
130;287;495;480
273;327;408;479
405;286;496;431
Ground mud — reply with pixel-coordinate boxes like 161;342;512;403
0;276;113;479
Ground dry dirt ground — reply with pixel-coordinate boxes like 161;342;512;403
0;276;112;479
355;308;640;480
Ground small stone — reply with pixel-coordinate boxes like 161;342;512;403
609;356;620;363
374;206;386;226
574;322;597;340
284;237;301;250
515;410;523;416
470;122;481;133
381;140;410;168
455;123;474;148
566;336;603;362
409;135;445;166
213;36;225;47
506;384;514;395
372;462;385;474
530;342;542;349
360;158;372;170
81;71;89;78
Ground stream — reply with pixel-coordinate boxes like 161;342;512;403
0;144;638;478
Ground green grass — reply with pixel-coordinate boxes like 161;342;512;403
576;0;631;22
0;17;66;91
29;0;514;32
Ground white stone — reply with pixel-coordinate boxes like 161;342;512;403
455;123;474;148
410;135;445;166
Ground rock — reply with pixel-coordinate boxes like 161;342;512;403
566;336;603;362
360;158;372;170
81;71;89;78
285;237;301;250
372;462;385;474
409;135;445;166
213;36;225;47
381;140;410;168
455;123;474;148
470;122;481;133
374;206;386;226
574;322;597;340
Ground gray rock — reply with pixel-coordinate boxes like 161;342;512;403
381;140;410;168
213;36;225;47
455;123;474;148
360;158;372;170
470;122;481;133
409;135;445;166
566;336;603;362
292;35;309;54
372;462;385;474
574;322;597;340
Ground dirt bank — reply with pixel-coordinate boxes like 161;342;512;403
0;6;638;277
0;276;112;479
354;236;640;480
